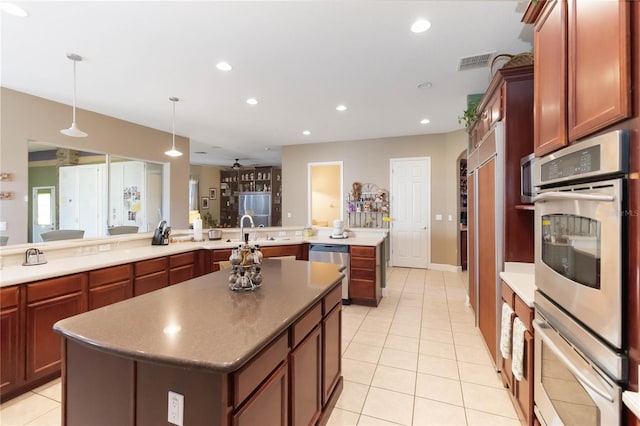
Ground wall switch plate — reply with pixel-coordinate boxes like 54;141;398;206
0;221;6;231
435;214;443;221
168;391;184;426
294;230;302;236
448;215;453;221
287;212;292;218
278;231;287;237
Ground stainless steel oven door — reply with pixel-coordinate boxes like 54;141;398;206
533;314;622;426
534;178;623;349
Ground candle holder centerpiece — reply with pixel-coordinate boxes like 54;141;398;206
228;234;264;291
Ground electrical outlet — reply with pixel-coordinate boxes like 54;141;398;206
168;391;184;426
0;221;6;231
448;215;453;221
287;212;292;218
294;230;302;236
278;231;287;237
435;214;443;221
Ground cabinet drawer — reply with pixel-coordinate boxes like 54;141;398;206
89;281;132;310
261;245;300;259
349;279;375;299
350;257;374;269
514;296;533;331
169;251;195;268
27;274;86;303
323;285;342;315
233;331;289;407
134;271;168;296
135;257;168;277
89;264;132;288
1;286;19;309
350;268;375;280
169;265;194;286
350;246;375;258
291;303;321;348
212;249;232;262
501;282;515;308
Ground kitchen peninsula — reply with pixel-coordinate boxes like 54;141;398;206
53;259;344;426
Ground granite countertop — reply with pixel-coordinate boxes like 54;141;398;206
54;259;343;373
499;262;536;307
0;232;384;287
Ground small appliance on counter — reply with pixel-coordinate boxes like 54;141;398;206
151;220;171;245
208;228;222;240
330;219;348;239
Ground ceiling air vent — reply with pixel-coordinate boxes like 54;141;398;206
457;51;495;71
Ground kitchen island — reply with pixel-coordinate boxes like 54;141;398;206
53;259;344;426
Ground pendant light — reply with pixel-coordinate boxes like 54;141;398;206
60;53;88;138
165;97;183;157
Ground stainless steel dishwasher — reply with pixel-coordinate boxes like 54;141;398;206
309;243;350;304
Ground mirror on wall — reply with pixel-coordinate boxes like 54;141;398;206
308;162;343;227
26;142;166;244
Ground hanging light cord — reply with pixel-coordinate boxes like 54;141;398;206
172;98;176;149
71;59;78;123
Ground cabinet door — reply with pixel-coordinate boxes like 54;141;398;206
568;0;631;141
26;291;85;381
290;326;321;426
169;264;194;285
477;158;497;362
468;172;476;314
322;304;341;406
233;362;288;426
515;330;534;426
534;0;568;157
134;271;168;296
1;287;21;394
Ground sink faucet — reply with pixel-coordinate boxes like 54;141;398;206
239;214;255;242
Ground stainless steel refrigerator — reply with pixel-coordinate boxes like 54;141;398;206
239;192;272;227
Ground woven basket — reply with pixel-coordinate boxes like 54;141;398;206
490;52;534;75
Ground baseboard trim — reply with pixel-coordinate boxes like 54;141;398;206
429;263;462;272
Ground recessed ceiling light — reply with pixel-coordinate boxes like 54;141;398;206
411;19;431;33
417;82;433;89
0;3;28;17
216;62;232;71
246;98;258;105
302;130;311;136
420;119;430;124
194;151;207;155
336;105;347;112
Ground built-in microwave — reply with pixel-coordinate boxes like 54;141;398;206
520;153;535;203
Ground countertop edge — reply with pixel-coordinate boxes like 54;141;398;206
1;236;382;287
499;271;536;308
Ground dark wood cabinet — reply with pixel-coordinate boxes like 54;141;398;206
322;302;341;406
232;362;289;426
499;281;534;426
533;0;568;157
88;264;133;310
134;257;168;296
567;0;631;141
290;326;322;426
477;158;497;362
169;251;195;285
26;274;87;382
528;0;631;156
349;245;381;306
467;65;534;365
1;286;21;396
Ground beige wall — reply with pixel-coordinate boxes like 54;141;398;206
0;88;190;245
282;131;468;266
310;164;341;226
190;164;221;226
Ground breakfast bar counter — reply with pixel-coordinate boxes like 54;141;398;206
53;259;344;425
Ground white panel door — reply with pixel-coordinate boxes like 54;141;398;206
390;157;431;268
32;186;56;242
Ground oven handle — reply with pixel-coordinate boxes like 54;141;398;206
533;192;615;203
533;319;615;403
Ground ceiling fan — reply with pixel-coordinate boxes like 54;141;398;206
231;159;242;170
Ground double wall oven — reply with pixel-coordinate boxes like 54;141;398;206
533;130;629;426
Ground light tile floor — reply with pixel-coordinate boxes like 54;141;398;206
0;267;524;426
